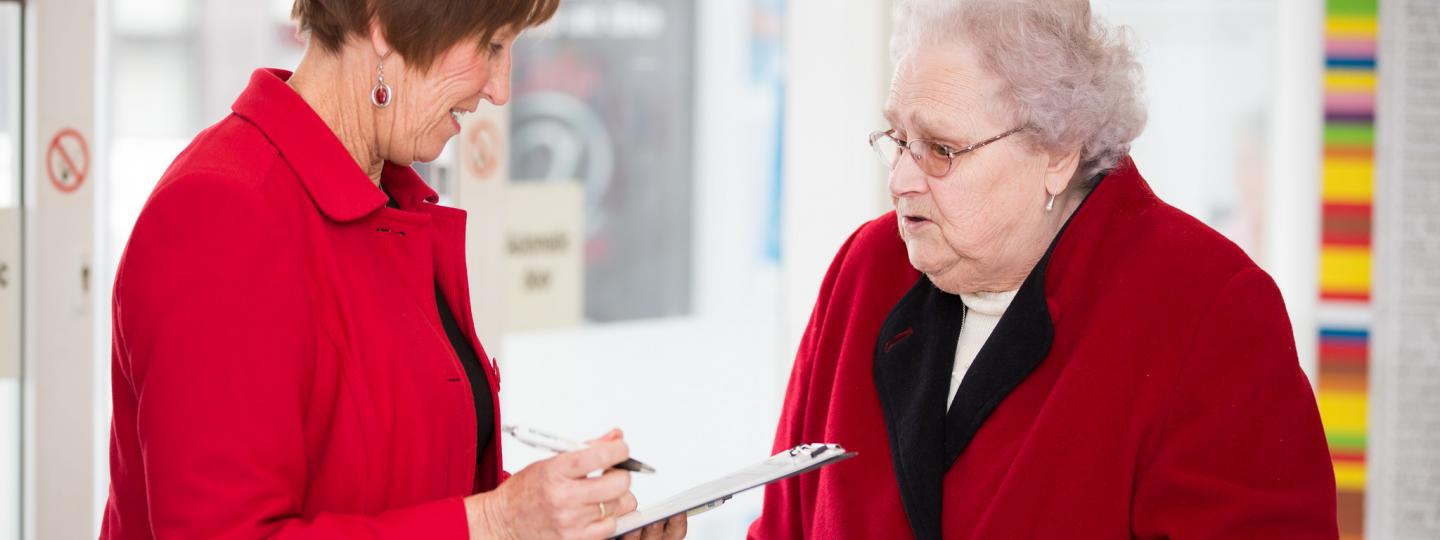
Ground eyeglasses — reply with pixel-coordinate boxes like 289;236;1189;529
869;126;1029;178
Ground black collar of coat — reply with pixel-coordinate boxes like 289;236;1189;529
872;176;1101;540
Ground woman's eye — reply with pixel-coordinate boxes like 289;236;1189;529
929;142;958;158
488;43;505;56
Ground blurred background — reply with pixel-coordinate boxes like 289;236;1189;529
3;0;1438;539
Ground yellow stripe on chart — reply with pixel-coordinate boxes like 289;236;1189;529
1325;16;1378;40
1319;390;1369;433
1324;71;1377;93
1334;462;1366;490
1320;248;1372;295
1322;159;1374;203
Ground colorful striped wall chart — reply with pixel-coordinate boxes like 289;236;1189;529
1320;0;1376;538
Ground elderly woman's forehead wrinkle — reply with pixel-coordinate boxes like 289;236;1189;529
890;79;985;138
913;100;969;135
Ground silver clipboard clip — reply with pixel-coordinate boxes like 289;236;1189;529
788;443;840;459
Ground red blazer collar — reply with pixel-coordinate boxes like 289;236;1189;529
381;162;441;212
231;68;438;221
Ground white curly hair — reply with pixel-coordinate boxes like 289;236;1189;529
891;0;1147;186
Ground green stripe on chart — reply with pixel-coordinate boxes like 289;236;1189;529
1326;0;1378;17
1327;432;1367;451
1324;123;1374;147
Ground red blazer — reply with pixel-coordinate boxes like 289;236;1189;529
103;69;503;539
749;158;1337;539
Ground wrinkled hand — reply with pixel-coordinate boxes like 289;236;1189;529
619;513;687;540
467;429;639;540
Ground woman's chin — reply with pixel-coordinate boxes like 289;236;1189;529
412;144;446;164
410;130;460;163
905;246;954;277
907;248;984;293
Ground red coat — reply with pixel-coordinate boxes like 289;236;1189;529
749;158;1337;539
103;69;503;539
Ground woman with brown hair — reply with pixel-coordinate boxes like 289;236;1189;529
101;1;684;538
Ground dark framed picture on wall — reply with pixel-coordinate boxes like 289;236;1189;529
510;0;696;323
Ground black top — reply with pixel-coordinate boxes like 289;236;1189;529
384;190;493;464
435;282;495;460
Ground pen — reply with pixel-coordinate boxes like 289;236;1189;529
502;425;657;474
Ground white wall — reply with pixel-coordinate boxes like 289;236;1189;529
779;0;892;365
1265;0;1324;382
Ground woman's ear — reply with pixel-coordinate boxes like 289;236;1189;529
367;18;393;59
1044;146;1082;197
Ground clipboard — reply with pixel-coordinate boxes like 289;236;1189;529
610;443;857;537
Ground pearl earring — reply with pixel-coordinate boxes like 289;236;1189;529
1046;193;1057;212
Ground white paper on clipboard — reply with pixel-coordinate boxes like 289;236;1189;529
611;444;857;538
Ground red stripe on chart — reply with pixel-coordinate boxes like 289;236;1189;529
1322;291;1371;302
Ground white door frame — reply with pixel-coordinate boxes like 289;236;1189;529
21;0;106;538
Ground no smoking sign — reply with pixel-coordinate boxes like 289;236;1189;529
46;128;90;194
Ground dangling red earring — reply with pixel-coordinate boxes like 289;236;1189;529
371;61;393;108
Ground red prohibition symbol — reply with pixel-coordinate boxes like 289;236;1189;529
46;128;90;194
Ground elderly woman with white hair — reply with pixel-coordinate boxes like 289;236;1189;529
750;1;1337;538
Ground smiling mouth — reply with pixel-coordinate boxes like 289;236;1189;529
450;107;475;123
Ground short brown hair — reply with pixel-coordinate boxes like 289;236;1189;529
292;0;560;70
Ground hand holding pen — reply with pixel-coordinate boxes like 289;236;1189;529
499;426;687;539
467;428;642;539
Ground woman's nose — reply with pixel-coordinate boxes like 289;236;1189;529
484;60;512;106
887;153;929;198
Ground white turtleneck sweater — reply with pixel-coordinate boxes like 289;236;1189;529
947;289;1019;411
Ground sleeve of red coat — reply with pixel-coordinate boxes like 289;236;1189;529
1130;267;1338;539
748;226;863;540
113;173;470;539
